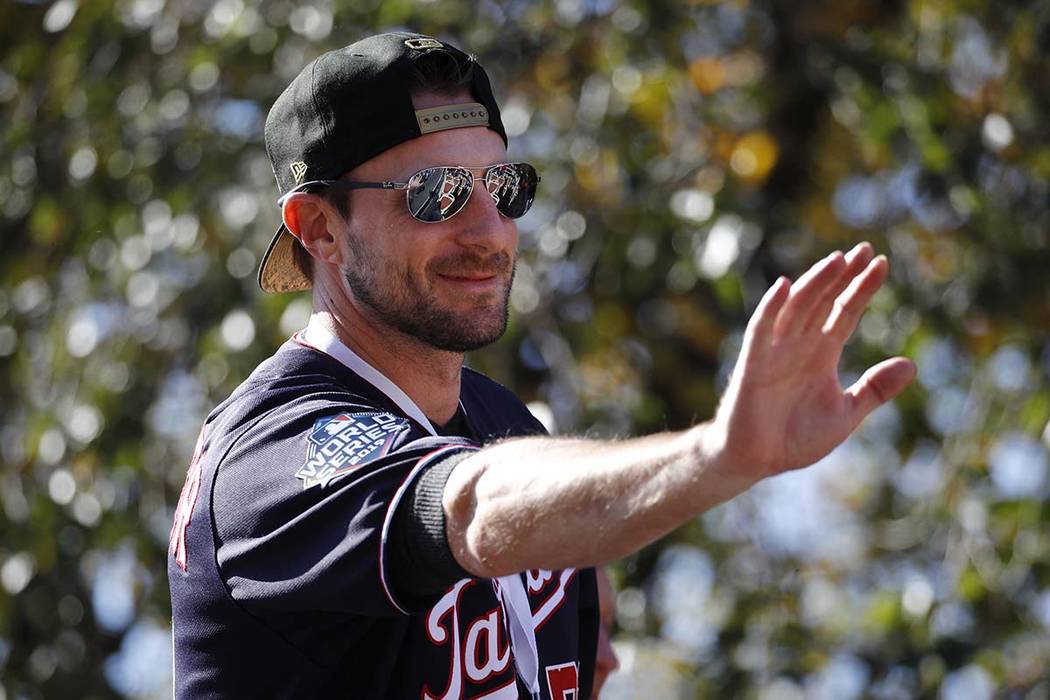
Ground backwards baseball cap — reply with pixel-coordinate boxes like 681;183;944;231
258;32;508;293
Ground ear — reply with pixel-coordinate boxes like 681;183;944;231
281;193;347;266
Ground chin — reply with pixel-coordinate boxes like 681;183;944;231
435;325;506;353
432;310;508;352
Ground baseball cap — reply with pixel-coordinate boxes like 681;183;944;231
258;32;508;293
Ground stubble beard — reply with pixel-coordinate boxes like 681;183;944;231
342;234;515;353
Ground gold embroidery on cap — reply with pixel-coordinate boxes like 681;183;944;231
416;102;489;134
290;161;307;185
404;38;442;50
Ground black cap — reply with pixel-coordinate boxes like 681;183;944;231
258;32;508;293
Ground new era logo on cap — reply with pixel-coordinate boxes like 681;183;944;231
290;161;308;185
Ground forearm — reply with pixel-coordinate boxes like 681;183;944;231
442;422;755;578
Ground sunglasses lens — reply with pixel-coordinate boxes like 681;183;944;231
407;167;473;222
485;163;538;219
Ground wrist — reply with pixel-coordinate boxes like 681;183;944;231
686;420;762;502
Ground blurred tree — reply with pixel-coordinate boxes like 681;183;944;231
0;0;1048;698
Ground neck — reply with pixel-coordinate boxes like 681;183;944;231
311;292;464;428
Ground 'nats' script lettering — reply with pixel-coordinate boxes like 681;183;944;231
528;568;578;629
422;579;513;700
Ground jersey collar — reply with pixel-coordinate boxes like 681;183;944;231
297;316;440;436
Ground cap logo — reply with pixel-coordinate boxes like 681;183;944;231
404;37;443;50
290;161;307;185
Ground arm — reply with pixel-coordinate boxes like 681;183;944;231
443;425;736;576
443;242;917;579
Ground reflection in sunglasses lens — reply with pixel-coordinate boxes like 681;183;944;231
489;164;536;219
406;164;537;222
409;167;473;222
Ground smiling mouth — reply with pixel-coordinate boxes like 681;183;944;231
435;272;505;295
438;273;498;281
431;252;512;289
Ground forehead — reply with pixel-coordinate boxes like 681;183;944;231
349;91;508;179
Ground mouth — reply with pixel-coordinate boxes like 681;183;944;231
432;252;513;295
438;272;498;281
436;272;502;292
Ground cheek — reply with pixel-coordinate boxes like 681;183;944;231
363;229;439;284
506;221;519;253
347;215;400;266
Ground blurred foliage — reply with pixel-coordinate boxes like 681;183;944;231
1;0;1049;698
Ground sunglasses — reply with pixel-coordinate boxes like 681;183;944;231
279;162;540;223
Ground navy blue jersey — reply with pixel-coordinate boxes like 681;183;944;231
168;338;599;698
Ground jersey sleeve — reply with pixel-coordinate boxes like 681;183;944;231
385;447;476;607
211;397;478;618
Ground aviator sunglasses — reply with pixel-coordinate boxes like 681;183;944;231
278;162;540;224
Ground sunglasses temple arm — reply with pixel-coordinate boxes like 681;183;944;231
276;180;413;206
340;181;408;191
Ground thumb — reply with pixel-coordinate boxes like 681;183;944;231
845;357;917;424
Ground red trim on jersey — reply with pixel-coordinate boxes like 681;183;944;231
169;427;208;571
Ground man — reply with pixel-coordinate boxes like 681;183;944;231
168;32;915;699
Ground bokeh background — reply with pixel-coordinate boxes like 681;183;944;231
2;0;1049;697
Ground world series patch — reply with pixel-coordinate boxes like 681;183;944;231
296;412;410;489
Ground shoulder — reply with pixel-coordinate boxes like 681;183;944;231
201;341;433;521
460;366;549;439
211;340;389;434
462;365;513;395
460;366;529;409
242;340;376;400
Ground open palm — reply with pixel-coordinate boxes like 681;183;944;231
712;243;917;481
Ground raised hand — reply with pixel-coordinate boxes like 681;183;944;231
709;242;916;482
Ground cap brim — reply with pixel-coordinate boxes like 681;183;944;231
258;223;312;293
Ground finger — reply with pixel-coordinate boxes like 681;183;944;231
822;255;889;341
845;356;917;424
743;276;791;351
773;251;846;338
799;242;875;333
